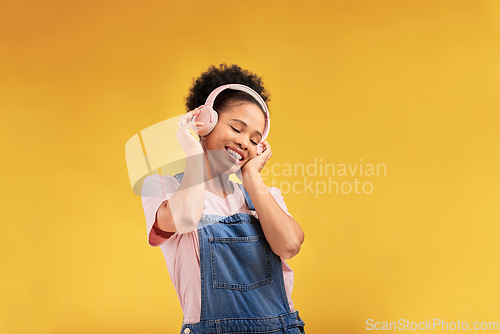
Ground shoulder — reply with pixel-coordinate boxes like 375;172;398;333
143;174;180;187
141;174;181;198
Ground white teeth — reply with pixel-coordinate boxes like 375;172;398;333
226;148;242;161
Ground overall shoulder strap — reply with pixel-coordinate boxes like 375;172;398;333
236;183;256;211
173;172;184;184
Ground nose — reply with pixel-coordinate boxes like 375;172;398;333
234;134;249;151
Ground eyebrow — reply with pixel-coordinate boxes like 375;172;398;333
229;119;263;138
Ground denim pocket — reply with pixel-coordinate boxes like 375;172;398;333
209;235;272;290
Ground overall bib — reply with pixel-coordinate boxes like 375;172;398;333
173;173;306;334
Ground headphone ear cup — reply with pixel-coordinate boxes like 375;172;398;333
194;105;218;136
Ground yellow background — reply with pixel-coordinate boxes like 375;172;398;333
2;0;500;333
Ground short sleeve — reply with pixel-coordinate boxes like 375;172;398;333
141;174;180;247
267;187;293;218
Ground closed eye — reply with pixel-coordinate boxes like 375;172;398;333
229;125;241;133
230;125;258;145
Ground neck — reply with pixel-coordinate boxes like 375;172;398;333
201;149;234;198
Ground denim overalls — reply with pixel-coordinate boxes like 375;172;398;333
173;173;306;334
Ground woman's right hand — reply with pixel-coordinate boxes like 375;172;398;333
176;106;205;156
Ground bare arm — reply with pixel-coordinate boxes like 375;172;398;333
239;140;304;259
242;170;304;259
155;154;205;233
155;108;206;234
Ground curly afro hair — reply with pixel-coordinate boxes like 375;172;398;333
185;64;271;115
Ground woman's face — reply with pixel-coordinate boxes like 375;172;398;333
203;101;266;175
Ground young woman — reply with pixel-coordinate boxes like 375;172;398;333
141;64;306;333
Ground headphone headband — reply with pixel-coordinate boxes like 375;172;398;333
205;84;270;141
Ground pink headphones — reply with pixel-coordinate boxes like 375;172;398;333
192;84;270;155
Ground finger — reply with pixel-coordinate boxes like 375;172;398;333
187;119;204;127
262;141;271;154
264;151;272;160
184;106;203;118
179;121;200;132
192;105;205;113
259;140;269;151
178;114;199;127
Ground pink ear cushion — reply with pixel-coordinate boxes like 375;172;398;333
193;106;218;136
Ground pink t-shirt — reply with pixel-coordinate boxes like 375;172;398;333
141;174;296;324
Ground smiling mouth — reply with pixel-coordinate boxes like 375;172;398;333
225;146;243;161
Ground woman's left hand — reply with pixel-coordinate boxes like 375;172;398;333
240;140;272;177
